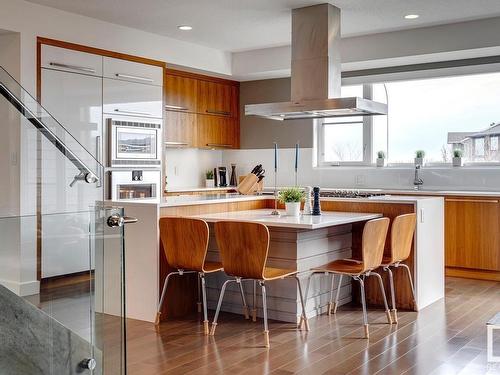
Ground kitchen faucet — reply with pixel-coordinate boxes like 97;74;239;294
413;165;424;190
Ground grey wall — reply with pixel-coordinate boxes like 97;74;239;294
239;78;313;149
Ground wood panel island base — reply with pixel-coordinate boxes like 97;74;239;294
114;194;444;324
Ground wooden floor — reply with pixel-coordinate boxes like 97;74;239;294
126;277;500;375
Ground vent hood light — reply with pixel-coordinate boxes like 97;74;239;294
245;4;388;121
404;14;419;19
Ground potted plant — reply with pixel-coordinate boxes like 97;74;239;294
278;187;305;217
414;150;425;166
376;150;386;167
205;170;215;188
452;149;463;167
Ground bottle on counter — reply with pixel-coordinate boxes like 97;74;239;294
312;187;321;216
303;186;313;215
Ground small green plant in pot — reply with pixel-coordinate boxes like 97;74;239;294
205;169;215;188
376;150;386;167
415;150;425;166
278;187;305;217
452;149;463;167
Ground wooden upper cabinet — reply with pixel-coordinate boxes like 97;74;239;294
197;80;237;117
197;114;237;149
164;111;197;147
164;73;198;112
445;198;500;271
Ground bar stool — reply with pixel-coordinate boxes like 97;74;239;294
380;213;417;324
155;217;250;334
210;221;309;348
306;217;392;339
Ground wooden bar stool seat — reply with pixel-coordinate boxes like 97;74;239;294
306;217;392;339
155;217;249;335
379;213;417;324
210;221;309;348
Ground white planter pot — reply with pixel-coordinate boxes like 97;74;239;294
285;202;301;217
376;158;385;167
205;179;215;188
414;157;424;166
452;157;462;167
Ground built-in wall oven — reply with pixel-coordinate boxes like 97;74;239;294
108;118;162;167
110;169;161;202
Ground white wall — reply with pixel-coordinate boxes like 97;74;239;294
222;148;500;192
165;148;223;189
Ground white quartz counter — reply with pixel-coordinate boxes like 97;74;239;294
160;193;268;207
165;187;236;193
189;209;382;230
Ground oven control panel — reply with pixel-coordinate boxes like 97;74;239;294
132;170;143;181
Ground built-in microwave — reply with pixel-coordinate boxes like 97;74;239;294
108;118;162;168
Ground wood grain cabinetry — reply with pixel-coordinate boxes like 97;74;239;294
163;69;239;149
445;198;500;272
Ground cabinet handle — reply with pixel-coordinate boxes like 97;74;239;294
115;73;153;83
165;141;189;147
207;143;232;148
49;62;96;74
165;104;188;111
445;198;499;203
206;109;230;116
114;109;152;116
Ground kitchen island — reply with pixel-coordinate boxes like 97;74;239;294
114;193;444;324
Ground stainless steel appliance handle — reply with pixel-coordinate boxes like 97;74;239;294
206;143;232;148
96;135;102;188
114;109;152;116
206;109;230;116
115;73;153;83
49;62;96;74
165;104;188;111
165;141;188;147
107;214;139;227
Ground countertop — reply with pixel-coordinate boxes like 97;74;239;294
165;187;236;193
160;193;440;208
189;209;382;230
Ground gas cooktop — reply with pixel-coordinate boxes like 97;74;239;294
320;190;387;198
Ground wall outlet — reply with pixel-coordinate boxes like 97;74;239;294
355;175;366;186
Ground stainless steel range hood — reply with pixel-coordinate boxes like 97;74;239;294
245;4;388;121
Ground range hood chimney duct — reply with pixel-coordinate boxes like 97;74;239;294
245;3;387;121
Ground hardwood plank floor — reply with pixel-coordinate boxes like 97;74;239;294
127;277;500;375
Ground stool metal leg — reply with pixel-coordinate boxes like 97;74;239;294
333;274;343;314
294;276;309;331
327;273;335;315
259;281;270;348
372;272;393;324
155;271;179;325
356;276;369;339
210;279;233;335
252;280;257;322
236;278;250;319
197;273;202;313
384;267;398;323
199;273;209;335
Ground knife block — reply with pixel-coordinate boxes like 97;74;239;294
237;174;263;195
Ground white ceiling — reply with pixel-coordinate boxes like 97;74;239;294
25;0;500;52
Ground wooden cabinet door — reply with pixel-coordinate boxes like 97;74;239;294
164;111;197;147
197;114;236;149
445;198;500;271
197;80;236;117
164;74;197;112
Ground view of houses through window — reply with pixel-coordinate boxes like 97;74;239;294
320;70;500;165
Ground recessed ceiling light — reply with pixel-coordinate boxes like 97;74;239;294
404;14;419;19
178;25;193;31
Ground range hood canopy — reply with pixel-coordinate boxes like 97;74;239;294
245;3;388;121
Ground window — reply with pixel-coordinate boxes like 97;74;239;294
318;70;500;166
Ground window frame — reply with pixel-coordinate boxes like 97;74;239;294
315;58;500;168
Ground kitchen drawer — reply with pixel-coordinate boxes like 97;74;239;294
103;57;163;86
103;78;163;118
41;44;102;76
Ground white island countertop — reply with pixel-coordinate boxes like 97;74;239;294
160;193;269;207
189;209;382;230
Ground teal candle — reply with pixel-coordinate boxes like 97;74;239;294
295;142;299;171
274;142;278;171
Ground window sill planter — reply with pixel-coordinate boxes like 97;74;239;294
452;157;463;167
376;158;385;167
285;202;301;217
205;179;215;188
